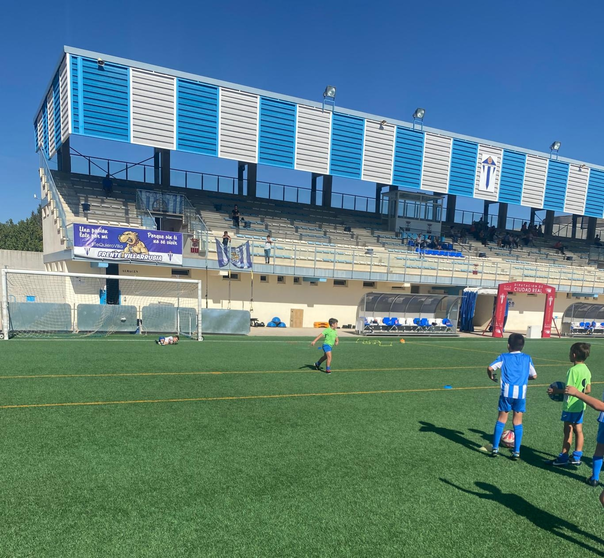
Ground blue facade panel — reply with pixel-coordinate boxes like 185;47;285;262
329;113;364;179
392;128;424;189
42;104;49;158
498;150;526;205
71;56;80;134
176;79;219;156
542;160;569;211
258;98;296;168
52;72;62;150
584;169;604;218
448;139;478;196
77;57;129;142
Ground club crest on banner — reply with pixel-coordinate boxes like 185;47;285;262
478;154;498;192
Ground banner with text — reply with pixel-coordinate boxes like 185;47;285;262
73;224;183;265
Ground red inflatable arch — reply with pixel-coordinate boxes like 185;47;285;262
492;282;556;338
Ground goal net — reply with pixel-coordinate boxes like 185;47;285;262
1;269;202;340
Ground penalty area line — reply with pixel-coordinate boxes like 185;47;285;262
2;381;601;410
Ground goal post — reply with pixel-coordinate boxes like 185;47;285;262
1;269;203;341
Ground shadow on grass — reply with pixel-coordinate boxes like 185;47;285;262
441;479;604;556
468;428;591;481
418;421;483;452
299;364;320;371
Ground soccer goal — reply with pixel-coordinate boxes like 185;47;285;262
1;269;203;340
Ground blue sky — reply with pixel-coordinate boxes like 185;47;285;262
2;0;604;223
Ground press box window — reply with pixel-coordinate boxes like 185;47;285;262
293;277;301;284
222;273;240;281
363;281;376;288
334;280;348;287
277;276;286;284
171;269;190;277
260;275;269;283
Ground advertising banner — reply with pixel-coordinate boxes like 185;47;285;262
73;224;183;265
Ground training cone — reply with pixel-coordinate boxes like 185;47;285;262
399;338;405;344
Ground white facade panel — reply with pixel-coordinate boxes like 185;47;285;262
131;68;175;150
36;114;44;153
564;164;589;215
362;120;395;183
219;88;259;163
420;133;451;193
521;155;548;209
46;91;56;158
473;145;503;201
59;59;70;142
295;105;331;174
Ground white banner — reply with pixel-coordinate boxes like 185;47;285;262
478;153;499;192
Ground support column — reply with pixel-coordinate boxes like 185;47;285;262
375;183;385;214
483;200;491;225
237;162;246;196
154;150;161;185
587;216;597;242
529;208;537;228
544;210;555;236
497;202;508;231
153;148;171;187
445;194;457;225
57;137;71;173
311;174;319;206
247;163;257;198
571;214;578;239
322;175;333;208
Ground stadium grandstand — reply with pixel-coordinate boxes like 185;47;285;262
8;45;604;337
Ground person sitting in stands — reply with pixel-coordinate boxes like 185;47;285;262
231;205;241;228
102;173;113;197
554;240;566;255
222;231;231;247
595;235;602;247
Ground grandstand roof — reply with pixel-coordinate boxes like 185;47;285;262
34;46;604;219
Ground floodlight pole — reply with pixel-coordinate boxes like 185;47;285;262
1;269;9;340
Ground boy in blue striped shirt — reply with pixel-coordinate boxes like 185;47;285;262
487;333;537;459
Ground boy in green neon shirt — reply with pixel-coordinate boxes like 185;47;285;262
547;342;592;466
311;318;339;374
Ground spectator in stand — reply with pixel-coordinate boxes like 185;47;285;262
554;240;566;255
231;205;241;228
512;235;520;249
222;231;231;248
537;224;543;236
595;235;602;247
502;233;512;249
264;235;273;264
521;222;528;233
451;227;459;243
102;173;113;197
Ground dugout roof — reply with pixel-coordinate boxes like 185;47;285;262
357;292;459;318
562;302;604;322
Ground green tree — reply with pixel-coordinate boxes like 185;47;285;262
0;207;43;252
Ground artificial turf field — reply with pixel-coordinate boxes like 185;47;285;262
1;336;603;557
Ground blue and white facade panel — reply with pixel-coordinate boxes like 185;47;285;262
59;58;70;141
563;164;589;216
421;133;451;193
392;128;424;189
294;105;331;174
131;69;175;150
585;170;604;218
362;121;395;184
46;90;56;158
521;155;548;209
218;89;259;163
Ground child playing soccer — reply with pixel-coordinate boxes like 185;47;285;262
564;384;604;487
487;333;537;459
311;318;338;374
547;343;591;467
156;335;179;346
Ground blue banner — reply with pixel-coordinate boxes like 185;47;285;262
73;224;183;264
215;239;252;269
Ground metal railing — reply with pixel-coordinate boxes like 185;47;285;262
40;153;72;248
70;153;378;215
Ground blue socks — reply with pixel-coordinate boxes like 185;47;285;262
493;421;505;450
513;424;523;454
572;450;583;463
593;455;603;481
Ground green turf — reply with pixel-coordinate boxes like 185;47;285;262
1;336;603;557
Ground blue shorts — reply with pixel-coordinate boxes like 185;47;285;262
597;422;604;444
498;395;526;413
158;337;165;342
321;344;332;353
561;411;584;424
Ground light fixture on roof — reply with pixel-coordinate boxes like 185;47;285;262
550;140;561;160
322;85;336;112
412;108;426;131
379;119;387;130
97;58;105;68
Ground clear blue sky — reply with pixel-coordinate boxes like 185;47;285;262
2;0;604;223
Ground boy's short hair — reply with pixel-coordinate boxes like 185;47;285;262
508;333;525;352
328;318;338;327
570;342;590;361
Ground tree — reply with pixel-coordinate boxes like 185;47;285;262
0;207;43;252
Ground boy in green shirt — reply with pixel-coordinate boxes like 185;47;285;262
547;343;592;466
311;318;339;374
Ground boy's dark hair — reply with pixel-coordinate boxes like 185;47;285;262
328;318;338;327
508;333;525;352
570;342;590;362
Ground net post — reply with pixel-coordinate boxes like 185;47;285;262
1;269;9;340
197;279;203;341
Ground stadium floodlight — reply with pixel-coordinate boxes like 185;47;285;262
412;107;426;130
97;58;105;67
322;85;337;112
550;141;561;160
379;119;387;130
323;85;337;99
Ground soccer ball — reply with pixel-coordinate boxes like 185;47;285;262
549;381;565;402
501;429;515;448
120;317;127;323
